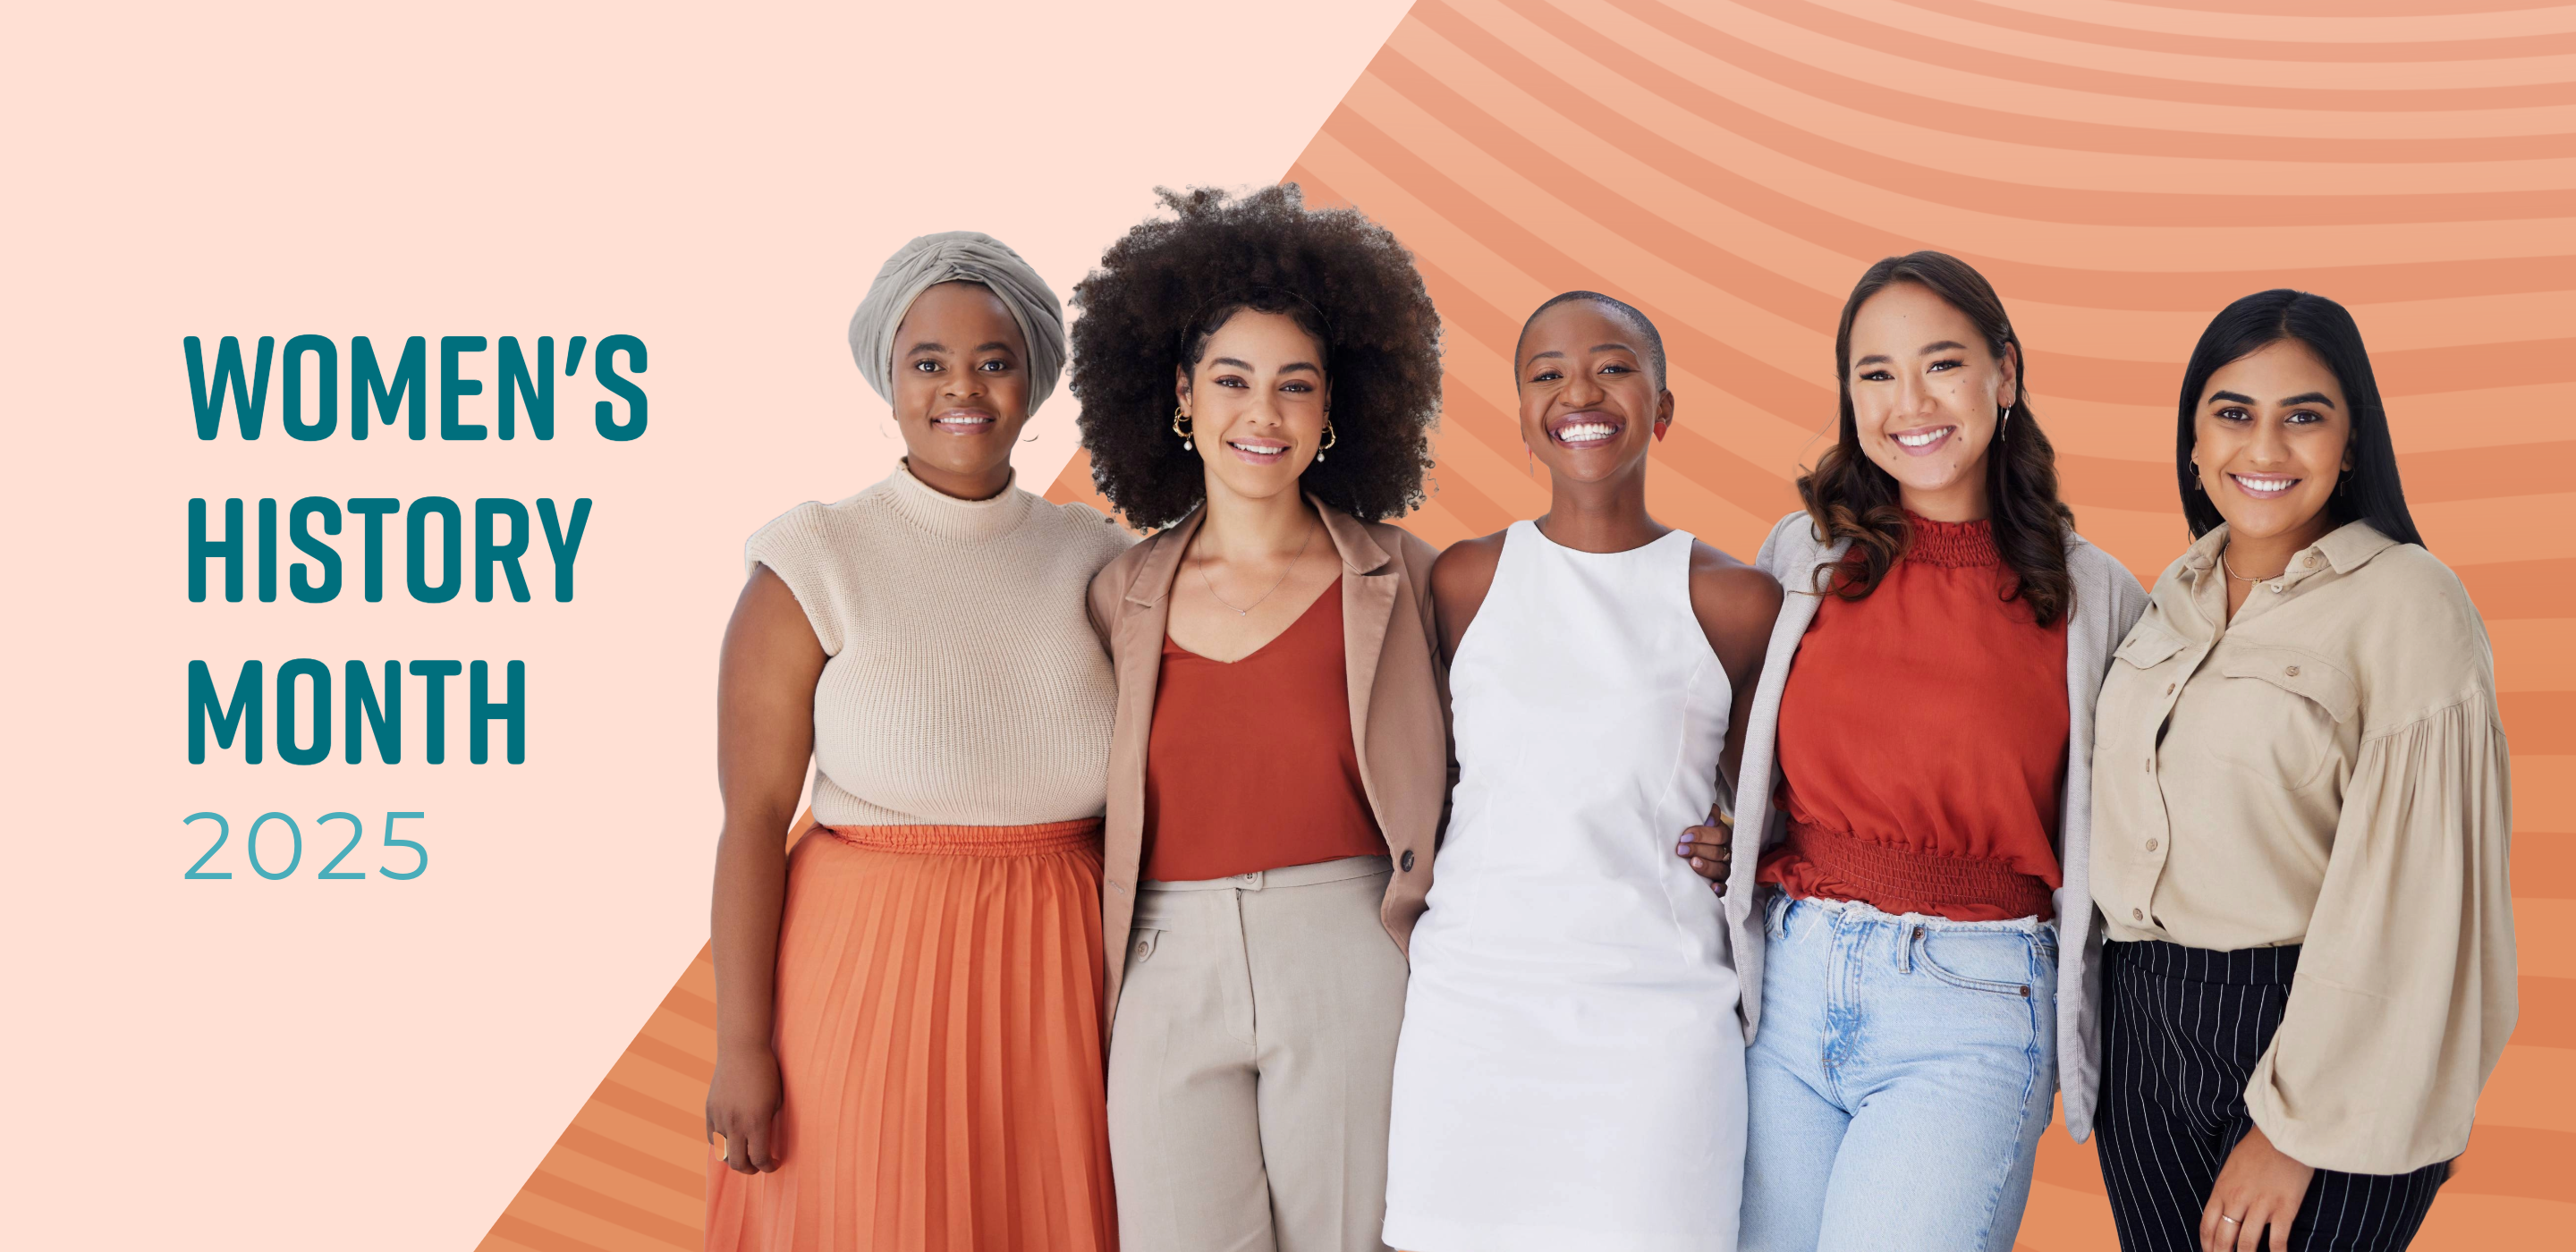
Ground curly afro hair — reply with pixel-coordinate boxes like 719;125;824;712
1070;184;1443;529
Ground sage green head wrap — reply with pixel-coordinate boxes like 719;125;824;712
848;231;1066;413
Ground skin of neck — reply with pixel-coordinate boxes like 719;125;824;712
904;456;1011;502
1195;467;1320;559
1540;457;1664;553
1897;457;1991;523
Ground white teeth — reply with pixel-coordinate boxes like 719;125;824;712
1229;441;1283;455
1558;422;1615;441
1895;427;1950;448
2235;475;2293;492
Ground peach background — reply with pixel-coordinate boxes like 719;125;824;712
3;2;2569;1250
0;2;1408;1248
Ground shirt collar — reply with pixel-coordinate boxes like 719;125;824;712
2177;519;2395;600
2314;520;2397;573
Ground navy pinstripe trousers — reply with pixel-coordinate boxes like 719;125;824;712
2094;939;2450;1251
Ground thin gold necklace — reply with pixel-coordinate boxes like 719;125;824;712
2219;547;2285;588
1199;514;1320;616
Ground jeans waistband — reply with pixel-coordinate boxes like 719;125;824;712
1140;854;1391;892
1771;889;2057;936
2108;938;2301;986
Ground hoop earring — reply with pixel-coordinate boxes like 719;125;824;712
1317;420;1337;463
879;419;893;441
1998;403;2011;437
1172;406;1193;452
1021;429;1039;444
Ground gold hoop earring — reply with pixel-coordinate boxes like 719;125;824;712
1317;419;1337;463
1172;406;1193;452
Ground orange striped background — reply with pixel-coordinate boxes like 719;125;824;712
478;3;2573;1248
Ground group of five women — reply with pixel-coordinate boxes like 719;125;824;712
699;186;2516;1252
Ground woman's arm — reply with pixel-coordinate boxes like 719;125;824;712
705;565;827;1174
1681;549;1784;888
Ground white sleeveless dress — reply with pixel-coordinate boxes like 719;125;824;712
1383;521;1746;1252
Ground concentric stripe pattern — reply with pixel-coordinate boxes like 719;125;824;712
1038;3;2571;1248
471;4;2574;1251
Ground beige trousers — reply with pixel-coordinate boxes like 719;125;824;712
1107;855;1410;1252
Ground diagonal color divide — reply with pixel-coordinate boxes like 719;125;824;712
482;3;2576;1248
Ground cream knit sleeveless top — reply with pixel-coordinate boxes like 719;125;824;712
745;464;1134;826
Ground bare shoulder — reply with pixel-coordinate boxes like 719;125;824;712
1428;528;1512;661
1689;540;1784;622
1688;539;1783;678
1431;529;1508;596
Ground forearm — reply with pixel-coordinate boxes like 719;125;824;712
709;809;792;1058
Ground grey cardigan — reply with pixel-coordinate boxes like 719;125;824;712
1721;512;2148;1143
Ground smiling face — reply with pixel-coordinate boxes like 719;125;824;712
1516;299;1672;486
889;281;1031;495
1177;309;1331;507
2190;337;2351;550
1843;281;2018;521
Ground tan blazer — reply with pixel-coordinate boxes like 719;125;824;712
1086;497;1451;1023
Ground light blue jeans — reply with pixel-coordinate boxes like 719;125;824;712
1739;892;2060;1252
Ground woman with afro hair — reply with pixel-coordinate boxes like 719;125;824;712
1073;184;1451;1252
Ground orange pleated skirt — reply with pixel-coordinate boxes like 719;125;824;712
706;819;1117;1252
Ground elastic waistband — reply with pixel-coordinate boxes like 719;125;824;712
2108;938;2301;986
1141;854;1391;892
822;817;1102;859
1780;820;2055;919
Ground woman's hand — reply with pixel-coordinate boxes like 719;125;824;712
2201;1123;2313;1252
706;1047;785;1174
1678;802;1733;893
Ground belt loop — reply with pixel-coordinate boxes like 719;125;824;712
1898;922;1920;975
1767;893;1789;941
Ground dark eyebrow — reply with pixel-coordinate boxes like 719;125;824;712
1853;353;1892;368
2278;392;2336;409
1919;340;1968;355
1208;356;1322;376
907;342;945;354
1276;361;1321;376
2207;390;2256;406
1592;342;1634;353
1525;350;1566;362
975;342;1014;354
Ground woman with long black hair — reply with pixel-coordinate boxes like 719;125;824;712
2089;290;2516;1252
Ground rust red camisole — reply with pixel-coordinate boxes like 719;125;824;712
1143;588;1385;883
1758;513;2071;922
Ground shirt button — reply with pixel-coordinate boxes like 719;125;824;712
2165;682;2175;696
1400;849;1416;872
2284;665;2301;677
2303;554;2319;569
2132;908;2145;921
2145;839;2159;852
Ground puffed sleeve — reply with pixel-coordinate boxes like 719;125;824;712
2245;689;2517;1174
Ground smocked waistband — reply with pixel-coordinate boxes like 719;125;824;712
2108;937;2301;986
1779;819;2055;919
822;818;1102;859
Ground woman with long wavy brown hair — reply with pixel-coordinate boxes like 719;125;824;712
1681;251;2146;1251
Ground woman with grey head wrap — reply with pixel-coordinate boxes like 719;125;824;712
837;229;1070;500
704;230;1132;1251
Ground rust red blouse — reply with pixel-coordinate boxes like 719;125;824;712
1758;513;2070;922
1143;588;1385;883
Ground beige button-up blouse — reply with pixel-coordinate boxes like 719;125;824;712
2092;520;2516;1174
